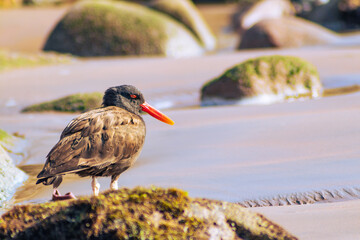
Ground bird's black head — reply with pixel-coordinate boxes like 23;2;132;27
103;85;145;115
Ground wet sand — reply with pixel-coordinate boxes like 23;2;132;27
0;48;360;238
1;5;360;240
255;199;360;240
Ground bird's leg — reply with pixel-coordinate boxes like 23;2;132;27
92;177;100;196
110;175;120;190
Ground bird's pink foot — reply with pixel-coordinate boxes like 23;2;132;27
52;189;77;201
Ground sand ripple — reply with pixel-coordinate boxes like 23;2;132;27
239;187;360;207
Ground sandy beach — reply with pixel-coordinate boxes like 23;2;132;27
1;4;360;240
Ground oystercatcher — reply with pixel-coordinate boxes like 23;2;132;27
36;85;174;200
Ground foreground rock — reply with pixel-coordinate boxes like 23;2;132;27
43;1;204;57
0;130;27;205
0;187;298;239
22;92;102;113
149;0;216;51
201;55;322;105
238;16;339;49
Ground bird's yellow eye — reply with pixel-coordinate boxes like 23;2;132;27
130;94;137;99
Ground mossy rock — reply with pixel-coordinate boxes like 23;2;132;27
201;55;322;105
0;187;298;239
149;0;216;51
0;50;72;72
22;92;103;113
43;0;204;57
0;130;27;205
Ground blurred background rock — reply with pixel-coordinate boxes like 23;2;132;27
42;0;209;57
1;0;359;53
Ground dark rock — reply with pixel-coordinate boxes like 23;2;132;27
292;0;360;31
339;0;360;29
294;0;342;29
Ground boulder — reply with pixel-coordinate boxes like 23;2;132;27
238;16;339;49
43;1;204;57
201;55;322;105
0;187;298;239
232;0;295;33
149;0;216;51
0;130;27;205
22;92;103;113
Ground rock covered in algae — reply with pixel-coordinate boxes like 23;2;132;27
43;0;204;57
0;130;27;205
0;187;297;240
201;55;322;106
149;0;216;51
22;92;103;113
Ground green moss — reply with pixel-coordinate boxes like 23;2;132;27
22;92;103;113
0;187;297;240
0;50;72;72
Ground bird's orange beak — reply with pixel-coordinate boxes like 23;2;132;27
140;102;174;125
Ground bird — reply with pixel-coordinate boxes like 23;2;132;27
36;85;174;200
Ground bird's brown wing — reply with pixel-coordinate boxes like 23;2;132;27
37;106;145;179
